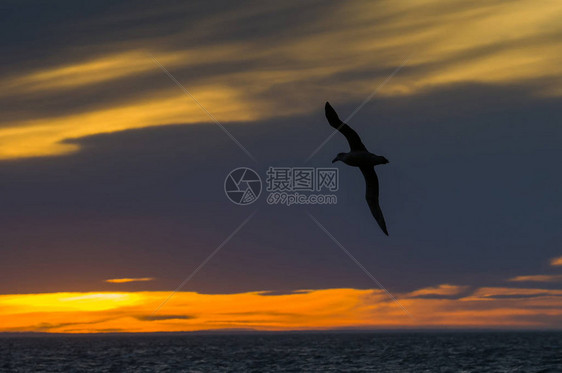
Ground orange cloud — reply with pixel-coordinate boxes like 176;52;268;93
406;284;468;298
0;46;246;95
508;274;562;283
550;256;562;266
464;287;562;300
105;278;155;284
2;285;562;333
0;86;259;160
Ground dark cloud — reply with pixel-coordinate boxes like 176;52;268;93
26;319;109;332
480;293;562;300
258;290;312;296
135;314;193;321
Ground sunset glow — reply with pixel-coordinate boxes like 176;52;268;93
2;285;562;333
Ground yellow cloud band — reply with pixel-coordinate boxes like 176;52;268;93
1;1;562;160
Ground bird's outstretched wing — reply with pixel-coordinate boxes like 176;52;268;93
360;166;389;235
325;102;367;151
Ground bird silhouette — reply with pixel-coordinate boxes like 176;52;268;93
325;102;390;235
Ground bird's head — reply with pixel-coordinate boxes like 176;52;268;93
332;152;346;163
377;156;389;165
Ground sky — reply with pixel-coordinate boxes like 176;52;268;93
1;0;561;333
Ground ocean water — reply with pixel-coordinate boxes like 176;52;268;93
1;332;561;372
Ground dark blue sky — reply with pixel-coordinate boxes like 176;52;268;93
0;0;561;297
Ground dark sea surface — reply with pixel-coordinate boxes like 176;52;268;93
1;332;561;372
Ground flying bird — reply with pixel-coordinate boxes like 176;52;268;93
325;102;390;235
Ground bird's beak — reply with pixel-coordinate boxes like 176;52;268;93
332;157;339;164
